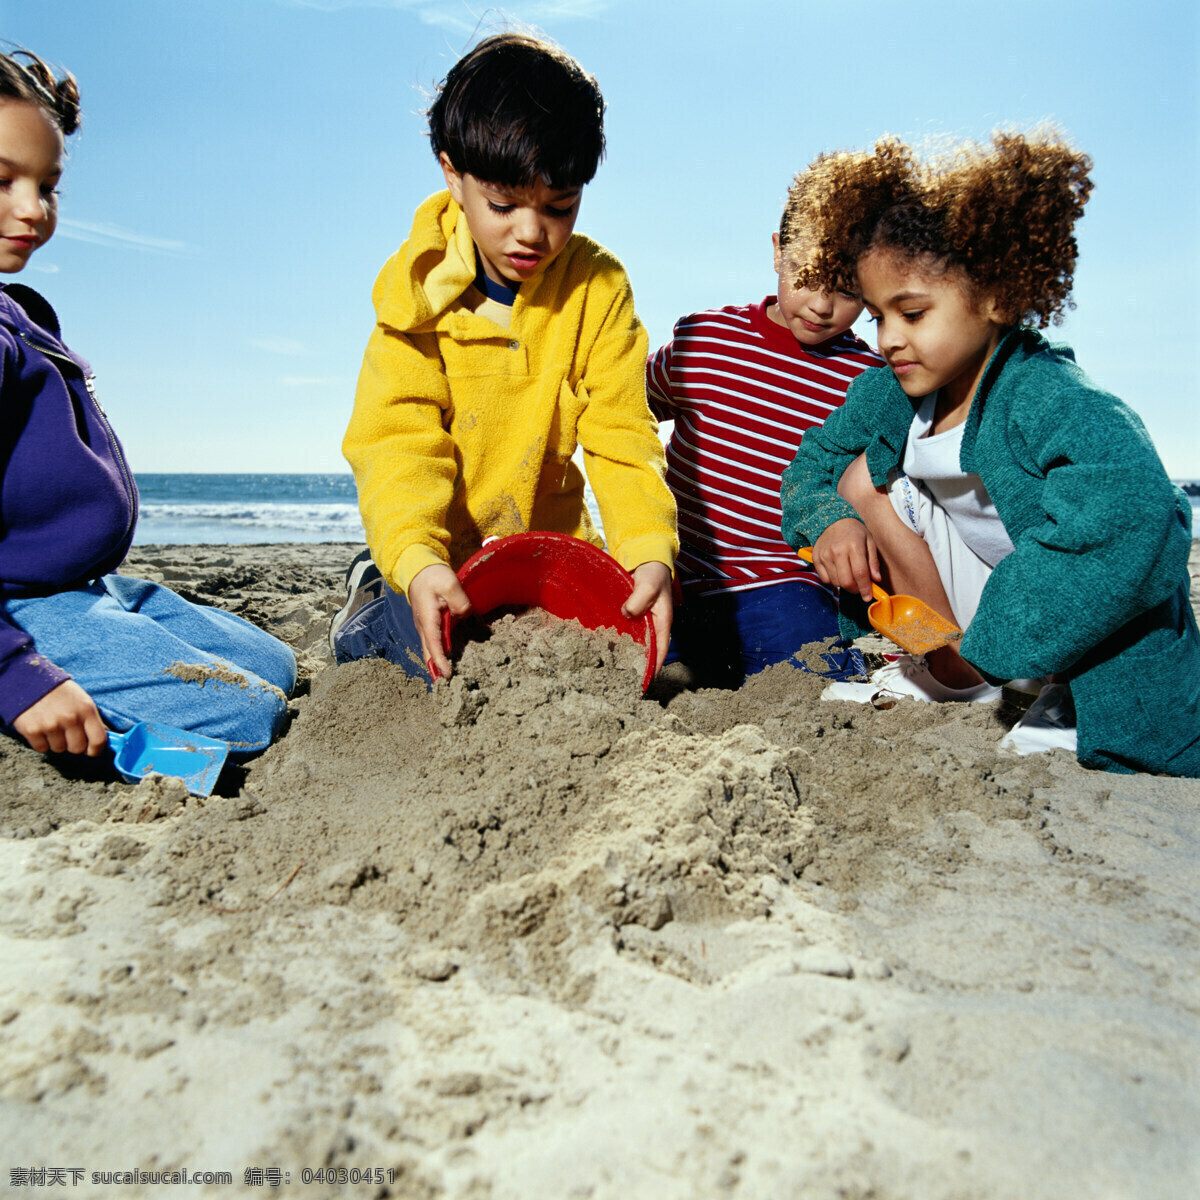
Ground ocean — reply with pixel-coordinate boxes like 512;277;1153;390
133;474;365;545
133;473;608;545
133;473;1200;546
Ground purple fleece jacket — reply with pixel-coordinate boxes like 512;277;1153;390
0;284;138;725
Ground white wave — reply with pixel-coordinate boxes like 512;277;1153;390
139;502;365;536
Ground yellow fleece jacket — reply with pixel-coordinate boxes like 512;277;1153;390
343;190;679;596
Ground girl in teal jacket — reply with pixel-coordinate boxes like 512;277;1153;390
779;130;1199;777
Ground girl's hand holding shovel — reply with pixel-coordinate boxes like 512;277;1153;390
811;518;882;603
13;679;108;757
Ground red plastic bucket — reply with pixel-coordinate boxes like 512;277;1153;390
441;532;657;692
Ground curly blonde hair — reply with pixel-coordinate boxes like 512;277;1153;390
785;129;1093;327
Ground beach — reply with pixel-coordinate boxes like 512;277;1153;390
2;539;1198;1199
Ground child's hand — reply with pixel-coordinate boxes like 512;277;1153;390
13;680;109;757
623;561;674;674
408;563;473;679
812;518;881;602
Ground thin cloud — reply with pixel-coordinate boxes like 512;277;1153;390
276;0;612;32
249;337;310;357
56;218;194;256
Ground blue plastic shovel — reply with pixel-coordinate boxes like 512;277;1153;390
106;721;229;796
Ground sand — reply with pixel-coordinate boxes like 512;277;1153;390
2;540;1198;1199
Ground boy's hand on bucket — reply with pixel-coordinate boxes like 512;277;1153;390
409;564;472;679
623;561;673;675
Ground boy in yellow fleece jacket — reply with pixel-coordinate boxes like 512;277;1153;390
334;32;678;680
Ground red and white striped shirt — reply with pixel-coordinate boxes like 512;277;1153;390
647;298;881;597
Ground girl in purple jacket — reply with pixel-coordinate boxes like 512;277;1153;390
0;50;295;762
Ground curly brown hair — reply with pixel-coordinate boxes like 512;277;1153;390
0;48;80;136
785;129;1093;327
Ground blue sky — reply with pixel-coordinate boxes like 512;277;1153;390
3;0;1197;475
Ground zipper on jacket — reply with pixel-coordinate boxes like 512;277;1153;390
18;329;139;548
19;328;82;371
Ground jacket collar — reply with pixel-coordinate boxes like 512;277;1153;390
0;283;63;343
959;327;1057;467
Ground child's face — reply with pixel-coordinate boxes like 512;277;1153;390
440;153;581;287
770;233;863;346
858;247;1004;411
0;100;62;275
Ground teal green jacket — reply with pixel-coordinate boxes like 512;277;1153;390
781;328;1200;777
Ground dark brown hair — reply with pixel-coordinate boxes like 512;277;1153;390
427;32;605;189
786;129;1094;327
0;48;80;135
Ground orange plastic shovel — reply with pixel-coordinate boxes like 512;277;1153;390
797;547;962;656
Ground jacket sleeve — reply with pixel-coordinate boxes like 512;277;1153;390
963;383;1193;681
0;623;72;726
575;263;679;573
780;370;893;549
0;336;72;726
341;313;457;596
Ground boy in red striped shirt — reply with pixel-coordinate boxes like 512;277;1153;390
647;176;881;686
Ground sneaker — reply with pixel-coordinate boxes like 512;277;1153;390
328;549;385;653
820;679;888;704
821;654;1001;705
999;683;1078;756
870;655;1002;703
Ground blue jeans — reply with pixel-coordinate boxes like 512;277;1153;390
5;575;296;754
333;584;430;684
666;580;865;688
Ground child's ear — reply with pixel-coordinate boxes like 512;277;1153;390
439;152;464;205
979;288;1007;326
772;231;782;274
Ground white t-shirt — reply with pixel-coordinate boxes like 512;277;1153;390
903;394;1015;568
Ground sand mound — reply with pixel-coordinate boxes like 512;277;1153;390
107;611;1039;1012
